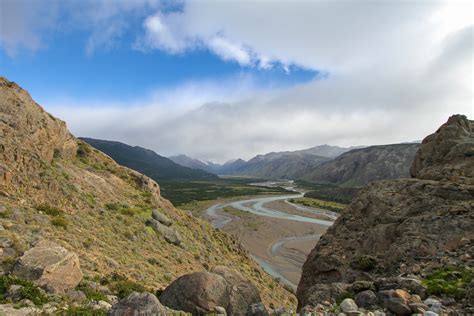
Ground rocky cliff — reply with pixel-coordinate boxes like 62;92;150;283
0;77;294;313
297;115;473;314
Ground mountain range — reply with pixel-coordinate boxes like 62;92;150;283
81;138;218;181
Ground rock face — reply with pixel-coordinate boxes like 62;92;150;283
411;114;474;183
160;266;264;315
12;240;82;293
108;292;167;316
297;115;474;310
0;78;77;188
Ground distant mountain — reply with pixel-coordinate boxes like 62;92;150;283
169;154;211;172
293;144;358;158
232;153;330;179
301;143;420;186
81;138;218;181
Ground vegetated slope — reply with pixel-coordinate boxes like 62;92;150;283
301;143;420;187
297;115;474;313
0;77;294;307
232;152;330;179
81;138;218;181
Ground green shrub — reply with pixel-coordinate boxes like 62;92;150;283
0;275;48;305
35;204;63;217
76;142;91;158
100;273;146;299
76;283;108;302
54;305;107;316
423;267;473;300
350;255;377;271
51;217;69;229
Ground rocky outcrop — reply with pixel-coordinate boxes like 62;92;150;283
145;219;182;246
0;78;77;188
12;240;82;293
297;115;474;313
411;114;474;183
108;292;167;316
160;266;265;315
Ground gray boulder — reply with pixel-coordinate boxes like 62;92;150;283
12;240;82;293
340;298;358;313
160;266;263;315
145;219;182;246
385;297;412;316
151;209;172;226
108;292;167;316
355;290;377;309
246;303;269;316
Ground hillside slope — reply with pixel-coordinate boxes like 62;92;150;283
0;77;293;308
302;143;419;187
81;138;218;181
297;115;474;314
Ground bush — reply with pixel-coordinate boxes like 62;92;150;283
76;283;108;302
100;273;146;299
0;275;48;305
55;306;107;316
350;254;377;271
35;204;63;217
51;217;69;229
423;267;473;300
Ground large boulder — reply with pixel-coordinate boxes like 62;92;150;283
145;219;182;246
12;240;82;293
160;266;264;315
151;209;172;226
108;292;167;316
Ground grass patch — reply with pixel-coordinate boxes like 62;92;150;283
54;306;107;316
0;275;48;305
159;178;292;206
288;197;346;212
35;204;63;217
423;267;473;300
76;283;108;302
100;273;146;299
350;254;377;271
51;217;69;229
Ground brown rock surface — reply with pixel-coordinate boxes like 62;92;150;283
12;240;82;293
297;115;474;310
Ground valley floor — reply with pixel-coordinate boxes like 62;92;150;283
186;181;339;289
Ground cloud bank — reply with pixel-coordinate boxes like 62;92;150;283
2;0;473;162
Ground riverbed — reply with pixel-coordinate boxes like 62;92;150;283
204;181;337;289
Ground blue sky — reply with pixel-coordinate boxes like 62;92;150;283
0;0;472;162
0;23;317;105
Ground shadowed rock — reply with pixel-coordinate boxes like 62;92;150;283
108;292;167;316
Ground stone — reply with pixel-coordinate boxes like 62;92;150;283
215;306;227;315
392;289;411;300
0;236;13;248
423;312;438;316
424;298;442;314
19;299;35;307
12;240;82;293
246;302;269;316
6;284;24;301
89;300;112;311
385;297;412;316
145;219;182;246
355;290;377;309
302;283;350;306
348;281;375;293
108;292;167;316
160;267;263;315
151;209;172;226
340;298;358;313
65;289;87;302
409;302;429;313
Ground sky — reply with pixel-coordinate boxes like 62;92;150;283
0;0;473;162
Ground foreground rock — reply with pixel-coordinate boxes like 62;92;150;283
160;266;265;315
297;115;474;314
12;240;82;293
108;292;167;316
